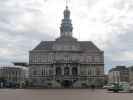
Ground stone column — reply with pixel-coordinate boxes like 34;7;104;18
62;64;64;75
78;64;80;75
70;66;72;75
53;64;56;81
47;67;49;76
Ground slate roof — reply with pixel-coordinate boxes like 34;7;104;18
33;41;54;50
32;38;102;52
79;41;101;52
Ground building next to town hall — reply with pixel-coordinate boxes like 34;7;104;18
108;66;129;84
0;63;28;88
29;6;104;88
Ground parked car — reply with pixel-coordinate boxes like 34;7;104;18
109;83;123;92
107;82;133;93
103;84;114;89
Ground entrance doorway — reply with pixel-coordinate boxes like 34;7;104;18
62;80;72;88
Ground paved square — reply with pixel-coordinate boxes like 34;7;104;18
0;89;132;100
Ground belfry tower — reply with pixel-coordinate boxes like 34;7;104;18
60;4;73;37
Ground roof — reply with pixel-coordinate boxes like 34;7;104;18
109;66;128;73
33;41;54;50
13;62;28;67
0;64;28;70
79;41;101;52
32;37;102;52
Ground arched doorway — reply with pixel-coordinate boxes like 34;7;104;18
56;67;62;75
64;67;69;75
72;67;78;75
62;80;72;88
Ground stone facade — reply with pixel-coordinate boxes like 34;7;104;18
108;70;120;83
29;6;104;88
108;66;129;83
0;65;28;87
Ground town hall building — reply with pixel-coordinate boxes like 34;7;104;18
29;6;104;88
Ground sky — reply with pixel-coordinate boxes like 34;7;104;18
0;0;133;72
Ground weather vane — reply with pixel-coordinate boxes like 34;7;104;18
65;0;70;7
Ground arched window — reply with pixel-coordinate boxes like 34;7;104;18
72;67;78;75
33;70;37;75
56;67;62;75
64;67;69;75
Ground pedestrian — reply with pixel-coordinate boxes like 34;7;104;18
91;85;95;90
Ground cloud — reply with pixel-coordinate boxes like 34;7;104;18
0;0;133;73
0;0;55;64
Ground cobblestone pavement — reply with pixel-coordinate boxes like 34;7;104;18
0;89;133;100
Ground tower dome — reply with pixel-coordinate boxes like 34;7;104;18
60;6;73;37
